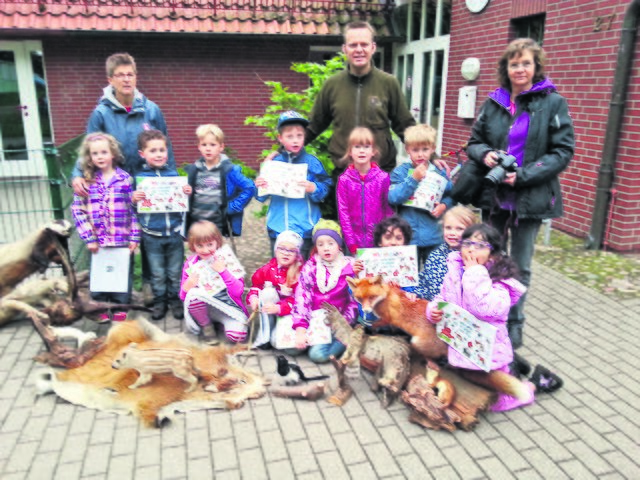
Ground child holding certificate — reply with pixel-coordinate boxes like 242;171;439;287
185;124;255;238
388;124;453;268
132;130;192;321
426;224;562;411
255;111;332;259
336;127;394;254
180;221;248;343
71;132;140;322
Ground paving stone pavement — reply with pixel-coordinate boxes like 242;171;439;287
1;199;639;479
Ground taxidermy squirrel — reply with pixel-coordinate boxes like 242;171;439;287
347;276;531;402
273;355;329;386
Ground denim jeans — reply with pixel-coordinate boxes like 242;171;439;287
142;232;184;307
90;251;133;304
308;337;346;364
485;209;541;348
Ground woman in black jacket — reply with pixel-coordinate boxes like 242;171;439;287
466;38;575;349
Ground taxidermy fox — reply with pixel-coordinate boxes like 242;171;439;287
346;275;447;360
346;276;531;401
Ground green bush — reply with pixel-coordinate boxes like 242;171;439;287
245;53;346;176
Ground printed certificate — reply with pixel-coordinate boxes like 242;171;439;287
436;302;497;372
257;161;308;199
404;164;448;212
136;176;189;213
356;245;419;287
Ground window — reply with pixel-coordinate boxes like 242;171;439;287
512;14;545;44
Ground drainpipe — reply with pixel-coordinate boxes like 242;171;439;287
587;0;640;249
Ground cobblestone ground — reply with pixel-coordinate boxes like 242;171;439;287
1;200;639;479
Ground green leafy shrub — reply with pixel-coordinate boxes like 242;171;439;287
245;53;346;176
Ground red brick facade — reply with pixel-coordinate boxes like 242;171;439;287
443;0;640;251
44;35;312;169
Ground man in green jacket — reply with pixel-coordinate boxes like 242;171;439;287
305;21;416;176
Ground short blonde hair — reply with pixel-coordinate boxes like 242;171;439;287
340;127;378;165
196;124;225;144
79;132;124;182
404;124;437;147
442;205;479;229
187;221;224;252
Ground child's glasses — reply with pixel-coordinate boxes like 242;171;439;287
276;246;298;255
460;240;492;250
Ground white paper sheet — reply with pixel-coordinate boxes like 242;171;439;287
90;248;131;293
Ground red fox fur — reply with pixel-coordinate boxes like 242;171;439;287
346;276;531;401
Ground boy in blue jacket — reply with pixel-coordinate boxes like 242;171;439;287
132;130;192;320
388;124;453;268
184;124;255;237
255;111;332;259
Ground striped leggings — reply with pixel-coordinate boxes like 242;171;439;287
187;298;248;343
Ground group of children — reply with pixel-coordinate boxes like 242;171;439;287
71;110;561;413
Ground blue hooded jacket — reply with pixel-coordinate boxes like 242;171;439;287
73;86;175;178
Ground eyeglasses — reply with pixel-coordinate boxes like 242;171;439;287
276;246;298;255
508;61;534;71
460;240;493;250
112;73;136;80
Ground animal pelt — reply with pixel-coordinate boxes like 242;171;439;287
34;318;266;427
324;303;410;408
346;276;447;360
0;220;73;297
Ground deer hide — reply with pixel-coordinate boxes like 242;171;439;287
33;319;266;427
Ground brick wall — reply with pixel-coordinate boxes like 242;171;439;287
44;35;312;170
443;0;640;251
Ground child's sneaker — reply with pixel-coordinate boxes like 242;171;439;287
97;313;111;324
151;303;167;321
530;365;563;393
112;312;128;322
170;302;184;320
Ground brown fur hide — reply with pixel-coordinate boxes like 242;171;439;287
0;220;73;297
37;319;266;427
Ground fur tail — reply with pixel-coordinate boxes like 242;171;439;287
459;369;531;401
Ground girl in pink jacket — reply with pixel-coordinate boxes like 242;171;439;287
291;220;358;363
180;221;248;343
337;127;394;254
427;224;541;411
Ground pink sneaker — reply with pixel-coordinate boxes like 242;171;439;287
97;313;111;324
112;312;128;322
490;381;536;412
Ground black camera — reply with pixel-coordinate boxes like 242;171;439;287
483;152;517;186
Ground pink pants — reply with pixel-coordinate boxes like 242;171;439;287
187;298;247;343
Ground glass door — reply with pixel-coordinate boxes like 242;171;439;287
393;0;450;154
0;40;51;177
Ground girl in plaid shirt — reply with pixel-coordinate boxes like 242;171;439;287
72;133;140;321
